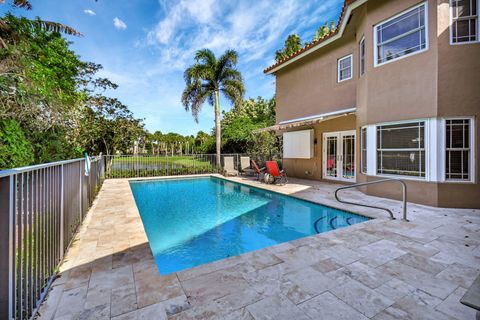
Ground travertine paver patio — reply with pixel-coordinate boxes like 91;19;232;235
38;175;480;320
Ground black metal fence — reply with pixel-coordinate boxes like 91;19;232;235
0;153;282;319
104;154;244;178
0;157;104;320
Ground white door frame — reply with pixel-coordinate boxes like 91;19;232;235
322;130;356;182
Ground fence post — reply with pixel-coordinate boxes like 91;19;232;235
60;165;64;258
0;175;14;320
79;161;82;221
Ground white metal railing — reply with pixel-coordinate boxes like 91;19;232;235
334;178;408;221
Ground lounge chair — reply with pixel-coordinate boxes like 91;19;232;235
251;160;265;181
265;161;287;184
223;156;238;176
240;156;255;176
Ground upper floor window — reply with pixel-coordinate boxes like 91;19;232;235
374;2;428;66
359;37;365;76
451;0;479;43
337;54;352;82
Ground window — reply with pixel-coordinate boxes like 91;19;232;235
361;127;367;173
374;2;427;66
359;37;365;76
337;54;353;82
377;121;425;177
451;0;479;43
445;119;472;180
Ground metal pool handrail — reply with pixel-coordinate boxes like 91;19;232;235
334;178;408;221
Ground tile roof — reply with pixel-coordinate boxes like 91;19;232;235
263;0;361;74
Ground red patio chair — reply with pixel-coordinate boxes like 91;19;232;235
251;160;266;181
327;159;335;170
265;161;288;185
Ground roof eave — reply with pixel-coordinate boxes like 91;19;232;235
264;0;368;75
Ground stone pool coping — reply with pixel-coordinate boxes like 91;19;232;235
38;174;480;320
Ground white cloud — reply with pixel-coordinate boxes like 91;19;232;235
144;0;340;75
83;9;96;16
113;17;127;30
98;0;341;134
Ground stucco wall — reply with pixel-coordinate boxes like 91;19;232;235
282;115;356;180
271;0;479;208
274;14;359;123
435;0;480;208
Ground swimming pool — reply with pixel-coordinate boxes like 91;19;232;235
129;176;370;275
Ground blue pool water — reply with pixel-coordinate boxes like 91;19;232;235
129;177;370;275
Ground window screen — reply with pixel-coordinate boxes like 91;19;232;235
338;55;352;82
377;121;425;177
445;119;471;180
451;0;478;43
359;38;365;76
361;127;367;173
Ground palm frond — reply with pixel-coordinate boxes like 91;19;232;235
195;48;216;69
31;20;82;36
184;64;213;83
13;0;32;10
216;50;238;81
219;68;242;82
182;48;244;122
221;80;244;106
181;79;209;122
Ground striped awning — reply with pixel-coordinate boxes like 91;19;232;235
253;107;356;133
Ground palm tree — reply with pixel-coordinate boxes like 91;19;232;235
1;0;81;48
182;49;245;166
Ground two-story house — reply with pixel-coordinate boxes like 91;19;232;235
262;0;479;208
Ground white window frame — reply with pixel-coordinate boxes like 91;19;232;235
359;36;365;76
373;2;429;67
363;117;476;183
360;126;367;174
442;117;476;183
375;119;429;180
337;54;353;82
449;0;480;45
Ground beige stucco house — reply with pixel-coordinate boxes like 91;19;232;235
262;0;480;208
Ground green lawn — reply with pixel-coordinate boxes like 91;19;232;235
109;155;215;169
105;156;219;178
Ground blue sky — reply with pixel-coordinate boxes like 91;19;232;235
2;0;343;136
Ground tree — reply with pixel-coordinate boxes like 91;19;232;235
221;97;279;155
0;119;34;169
79;96;144;155
275;34;302;62
313;21;336;42
182;49;245;166
0;13;144;166
0;0;81;48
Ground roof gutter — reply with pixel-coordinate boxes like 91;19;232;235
265;0;368;75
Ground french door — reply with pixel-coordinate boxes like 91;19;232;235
323;130;356;182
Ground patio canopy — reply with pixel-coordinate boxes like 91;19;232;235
253;107;356;133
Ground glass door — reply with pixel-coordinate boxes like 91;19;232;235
342;133;355;180
323;131;356;182
324;133;338;179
